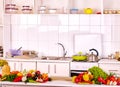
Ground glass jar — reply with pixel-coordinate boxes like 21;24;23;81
5;8;18;14
22;9;32;14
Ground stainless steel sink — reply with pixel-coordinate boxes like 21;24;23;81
41;56;71;60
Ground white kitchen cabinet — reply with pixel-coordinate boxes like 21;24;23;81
99;63;120;76
7;60;36;71
7;60;20;71
37;62;70;77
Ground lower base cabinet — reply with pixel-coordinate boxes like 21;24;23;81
7;60;37;71
37;62;70;77
99;63;120;76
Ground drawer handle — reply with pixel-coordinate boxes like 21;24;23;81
109;70;118;72
14;63;16;70
48;64;50;73
54;65;56;73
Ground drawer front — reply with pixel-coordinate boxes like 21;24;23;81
99;63;120;75
71;62;98;70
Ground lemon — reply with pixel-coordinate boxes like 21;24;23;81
83;74;89;81
17;72;23;77
72;76;77;83
29;70;35;74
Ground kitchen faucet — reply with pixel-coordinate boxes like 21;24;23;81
57;43;67;58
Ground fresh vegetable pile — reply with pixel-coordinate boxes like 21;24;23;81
0;70;51;83
72;66;120;86
88;66;108;84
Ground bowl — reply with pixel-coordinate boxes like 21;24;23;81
10;49;22;57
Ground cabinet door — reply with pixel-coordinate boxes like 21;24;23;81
20;61;36;71
99;63;120;75
37;62;49;73
53;63;70;77
8;61;20;71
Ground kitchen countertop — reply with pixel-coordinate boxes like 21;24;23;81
0;81;119;87
5;57;72;63
4;57;120;64
98;58;120;64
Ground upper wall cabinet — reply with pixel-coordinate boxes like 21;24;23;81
0;0;3;25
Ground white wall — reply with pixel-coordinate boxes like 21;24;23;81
0;27;3;46
4;14;120;57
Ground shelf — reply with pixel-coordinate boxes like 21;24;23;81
0;25;3;27
4;0;120;15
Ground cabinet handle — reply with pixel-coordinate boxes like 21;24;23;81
48;64;50;73
20;63;22;72
109;70;118;72
14;63;16;70
54;64;56;73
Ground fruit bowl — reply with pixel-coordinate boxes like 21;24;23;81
72;55;87;61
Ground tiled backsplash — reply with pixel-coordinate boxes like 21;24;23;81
3;14;120;57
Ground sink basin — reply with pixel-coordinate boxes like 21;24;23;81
41;56;71;60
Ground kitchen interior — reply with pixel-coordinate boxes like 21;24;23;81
1;0;120;87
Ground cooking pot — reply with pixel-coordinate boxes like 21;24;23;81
72;55;87;61
87;48;99;62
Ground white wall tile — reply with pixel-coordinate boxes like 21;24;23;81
27;14;38;24
38;26;49;41
59;26;68;32
38;15;48;25
112;27;120;42
4;15;11;25
20;14;28;24
80;15;90;25
101;26;112;42
27;25;38;41
37;15;41;24
48;26;59;41
69;26;79;32
17;25;28;41
111;42;120;53
112;15;120;25
69;14;79;25
90;26;101;33
38;41;49;56
28;41;39;51
11;25;19;41
103;15;112;26
90;15;101;26
38;25;48;32
80;26;90;32
102;42;112;57
58;14;68;25
48;15;60;26
48;41;59;56
11;14;20;25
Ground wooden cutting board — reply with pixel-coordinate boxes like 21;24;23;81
50;76;72;81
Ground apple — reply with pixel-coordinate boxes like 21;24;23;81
75;77;80;83
27;73;32;78
35;70;41;76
